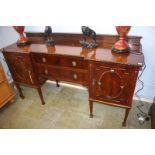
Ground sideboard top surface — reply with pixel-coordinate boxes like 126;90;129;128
4;43;144;67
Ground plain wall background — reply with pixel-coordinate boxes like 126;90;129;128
0;27;18;81
0;26;155;100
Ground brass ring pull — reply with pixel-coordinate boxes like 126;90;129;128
98;82;102;86
45;69;48;75
111;69;115;73
72;61;77;67
28;70;34;84
120;85;124;89
42;57;46;63
73;73;78;79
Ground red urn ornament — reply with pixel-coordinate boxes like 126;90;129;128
13;26;31;46
112;26;131;53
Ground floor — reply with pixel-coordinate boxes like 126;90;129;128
0;82;151;129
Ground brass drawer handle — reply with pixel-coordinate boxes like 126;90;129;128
72;61;77;67
138;62;142;66
45;69;48;75
98;82;102;86
42;57;46;63
120;85;124;89
73;73;78;79
92;79;96;86
110;69;115;73
28;70;34;84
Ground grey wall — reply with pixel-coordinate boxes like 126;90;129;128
0;26;18;81
0;26;155;100
130;27;155;100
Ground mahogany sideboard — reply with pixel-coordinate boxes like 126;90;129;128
2;32;144;126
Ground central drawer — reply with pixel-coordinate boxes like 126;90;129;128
31;53;88;69
57;69;88;84
34;64;88;85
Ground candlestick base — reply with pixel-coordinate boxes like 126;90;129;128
111;47;130;54
16;40;31;47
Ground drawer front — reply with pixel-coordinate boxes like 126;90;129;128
56;69;88;85
32;53;88;69
0;82;12;105
57;56;88;69
34;64;60;80
89;62;139;107
34;64;88;85
93;66;129;105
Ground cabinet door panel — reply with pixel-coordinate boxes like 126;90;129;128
91;65;130;105
4;52;35;85
0;82;13;105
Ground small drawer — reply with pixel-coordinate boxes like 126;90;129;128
34;64;60;80
32;53;61;66
61;70;88;84
34;64;88;85
34;64;47;78
58;56;88;69
32;53;88;69
48;67;61;79
32;53;48;64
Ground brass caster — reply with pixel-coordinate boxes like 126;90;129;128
20;95;25;99
89;114;93;118
42;101;45;105
122;122;126;127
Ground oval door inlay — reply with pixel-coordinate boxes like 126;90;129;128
97;70;124;99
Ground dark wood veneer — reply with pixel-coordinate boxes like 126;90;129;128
26;32;142;53
3;32;144;126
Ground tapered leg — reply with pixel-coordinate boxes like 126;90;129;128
37;87;45;105
15;83;25;99
56;80;60;87
89;100;93;118
122;108;130;127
